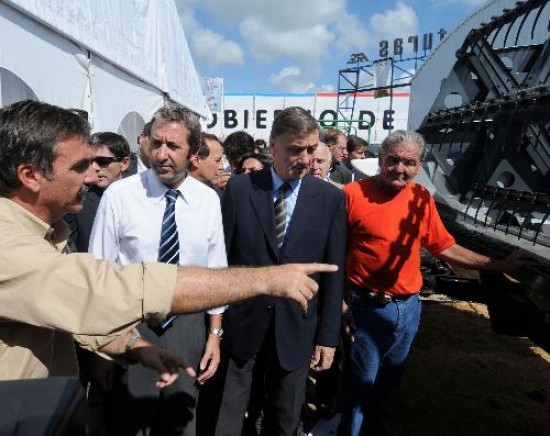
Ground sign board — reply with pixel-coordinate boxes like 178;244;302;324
204;91;410;144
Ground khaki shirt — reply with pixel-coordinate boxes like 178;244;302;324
0;198;177;380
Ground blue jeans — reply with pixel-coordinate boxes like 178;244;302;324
340;288;422;436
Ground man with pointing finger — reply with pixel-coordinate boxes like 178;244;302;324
0;100;334;398
210;107;347;436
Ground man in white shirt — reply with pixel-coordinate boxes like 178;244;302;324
89;105;226;436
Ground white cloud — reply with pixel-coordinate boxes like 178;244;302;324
240;17;335;62
174;0;424;92
317;83;336;92
334;12;370;53
268;66;316;93
174;0;244;68
192;28;244;67
202;0;346;30
368;2;418;44
198;0;349;64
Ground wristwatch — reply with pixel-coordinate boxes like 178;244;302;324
208;327;224;338
125;329;141;362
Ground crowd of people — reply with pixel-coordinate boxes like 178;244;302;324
0;100;533;436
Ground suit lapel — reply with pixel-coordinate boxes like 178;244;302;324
284;174;318;255
249;169;278;257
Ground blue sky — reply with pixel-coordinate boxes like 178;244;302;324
174;0;488;93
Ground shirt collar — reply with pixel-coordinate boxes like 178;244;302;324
146;169;193;206
270;167;301;194
0;197;70;251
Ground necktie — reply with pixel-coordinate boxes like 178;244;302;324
274;183;289;250
157;189;179;331
159;189;180;264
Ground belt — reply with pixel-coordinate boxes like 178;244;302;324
350;285;412;305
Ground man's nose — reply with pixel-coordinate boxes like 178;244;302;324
299;153;310;166
85;162;99;185
91;160;100;172
156;144;168;160
395;160;406;172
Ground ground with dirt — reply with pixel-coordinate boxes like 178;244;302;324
387;298;550;436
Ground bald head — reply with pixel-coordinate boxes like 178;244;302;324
309;142;332;180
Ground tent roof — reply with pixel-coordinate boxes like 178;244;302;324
5;0;207;117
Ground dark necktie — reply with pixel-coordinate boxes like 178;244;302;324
159;189;180;264
274;183;289;250
157;189;179;331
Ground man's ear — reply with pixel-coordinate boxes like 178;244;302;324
188;154;200;170
17;164;42;193
120;156;131;173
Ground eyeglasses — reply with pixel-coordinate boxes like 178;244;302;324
92;156;124;167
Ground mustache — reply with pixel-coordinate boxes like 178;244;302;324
76;185;89;203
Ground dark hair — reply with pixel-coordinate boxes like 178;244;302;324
270;106;319;139
254;138;267;148
142;120;153;136
90;132;130;159
150;104;201;155
223;131;255;165
236;153;271;175
321;129;346;146
197;133;222;159
67;108;89;121
347;135;368;154
0;100;90;195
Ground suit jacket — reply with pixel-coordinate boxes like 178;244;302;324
344;161;367;182
221;168;346;371
329;163;353;185
64;186;103;252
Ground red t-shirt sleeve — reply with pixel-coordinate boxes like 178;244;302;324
421;194;456;255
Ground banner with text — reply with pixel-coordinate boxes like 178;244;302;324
204;91;410;144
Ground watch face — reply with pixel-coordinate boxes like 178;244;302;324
209;327;223;337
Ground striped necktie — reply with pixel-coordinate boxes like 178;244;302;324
274;183;289;250
157;189;179;332
159;189;180;264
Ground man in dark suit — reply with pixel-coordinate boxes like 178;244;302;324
64;132;131;251
63;131;131;435
323;129;353;185
214;107;346;436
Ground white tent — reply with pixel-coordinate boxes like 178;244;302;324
0;0;207;151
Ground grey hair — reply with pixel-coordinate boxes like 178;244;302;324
270;106;319;139
380;130;427;161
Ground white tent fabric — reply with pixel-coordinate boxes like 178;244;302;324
0;0;207;148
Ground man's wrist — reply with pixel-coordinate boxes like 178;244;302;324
208;327;224;339
125;329;141;363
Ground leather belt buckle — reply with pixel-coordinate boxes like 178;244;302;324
367;291;392;306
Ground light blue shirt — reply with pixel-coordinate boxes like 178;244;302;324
271;167;302;231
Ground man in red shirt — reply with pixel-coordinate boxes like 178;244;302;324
340;130;531;436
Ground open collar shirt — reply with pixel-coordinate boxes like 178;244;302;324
0;197;176;380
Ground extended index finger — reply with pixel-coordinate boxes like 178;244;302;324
299;263;338;275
